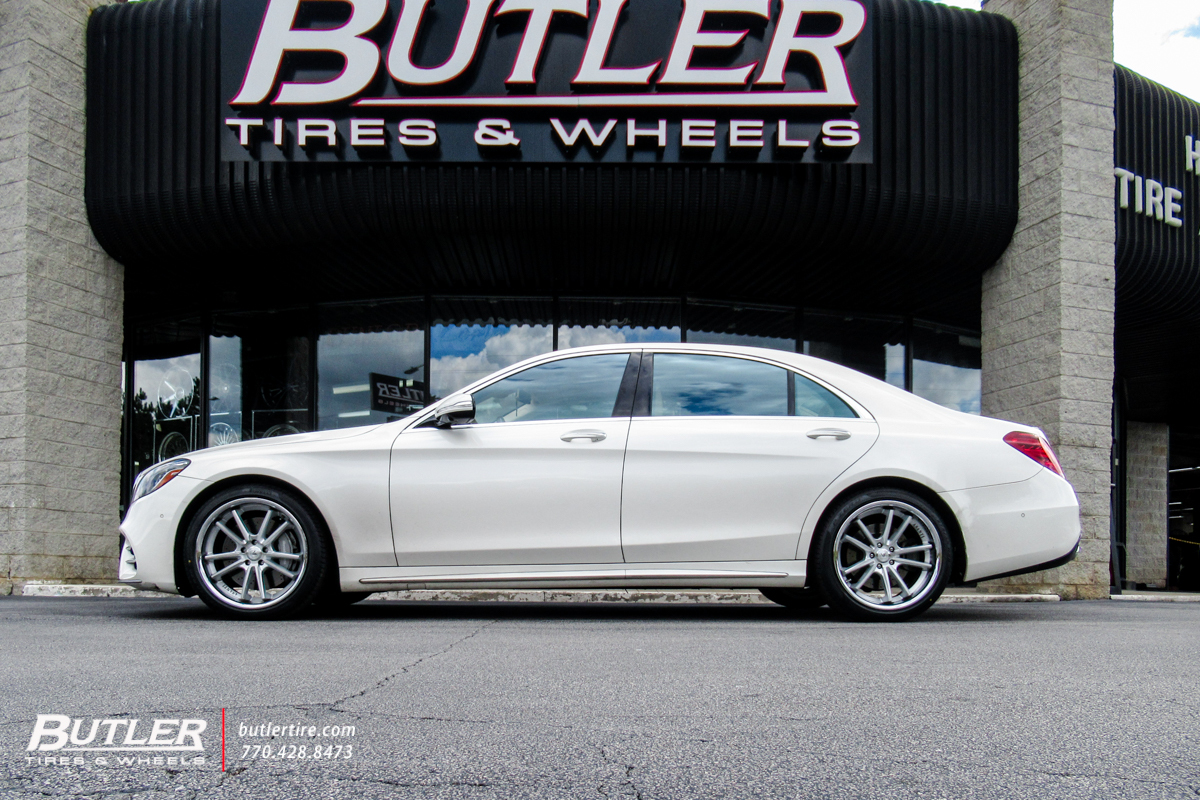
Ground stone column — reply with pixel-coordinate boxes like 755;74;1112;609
0;0;123;593
979;0;1114;599
1124;421;1168;588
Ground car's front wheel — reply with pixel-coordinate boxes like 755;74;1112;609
184;485;328;620
811;488;952;622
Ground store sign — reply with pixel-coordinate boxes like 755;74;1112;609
1114;133;1200;235
220;0;873;164
370;373;427;413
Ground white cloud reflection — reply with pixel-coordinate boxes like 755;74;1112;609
430;325;678;398
913;360;982;414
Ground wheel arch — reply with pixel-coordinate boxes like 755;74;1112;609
173;474;339;598
805;477;968;586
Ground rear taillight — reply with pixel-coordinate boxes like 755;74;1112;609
1004;431;1064;477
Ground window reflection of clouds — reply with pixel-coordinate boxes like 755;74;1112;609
652;355;788;417
558;325;680;349
912;327;982;414
885;344;906;389
431;324;552;399
472;354;630;424
913;361;982;414
134;355;201;411
432;324;680;400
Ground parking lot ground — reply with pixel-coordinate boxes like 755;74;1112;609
1;596;1197;799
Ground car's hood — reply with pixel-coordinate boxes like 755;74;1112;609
196;424;382;457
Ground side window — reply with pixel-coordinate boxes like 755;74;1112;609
472;354;631;424
648;353;858;418
792;373;857;418
651;354;788;416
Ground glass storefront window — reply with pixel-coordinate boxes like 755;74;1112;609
318;299;425;429
558;298;681;349
912;325;982;414
127;317;204;488
130;352;201;473
207;335;242;446
686;301;796;352
803;313;906;388
430;297;553;400
210;309;312;442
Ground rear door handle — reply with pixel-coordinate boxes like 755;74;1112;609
807;428;851;440
561;429;607;442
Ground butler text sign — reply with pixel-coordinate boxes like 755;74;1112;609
220;0;874;164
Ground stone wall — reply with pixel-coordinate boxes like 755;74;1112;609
0;0;123;594
979;0;1115;599
1124;421;1167;588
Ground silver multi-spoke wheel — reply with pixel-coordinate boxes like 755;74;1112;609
831;500;943;613
195;498;309;610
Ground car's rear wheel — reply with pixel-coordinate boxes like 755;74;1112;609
759;588;826;611
812;488;952;622
184;485;327;620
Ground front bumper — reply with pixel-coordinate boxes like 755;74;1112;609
117;474;210;594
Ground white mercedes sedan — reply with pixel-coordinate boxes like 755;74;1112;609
118;344;1080;622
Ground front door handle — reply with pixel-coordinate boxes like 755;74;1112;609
807;428;851;440
561;429;607;443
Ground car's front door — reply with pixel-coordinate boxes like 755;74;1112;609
389;352;637;566
620;352;879;563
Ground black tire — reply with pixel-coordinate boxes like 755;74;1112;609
759;588;826;611
183;484;328;620
811;488;953;622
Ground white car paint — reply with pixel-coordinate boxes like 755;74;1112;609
621;415;879;562
117;343;1081;606
389;417;630;566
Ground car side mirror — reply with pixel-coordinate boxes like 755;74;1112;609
434;394;476;429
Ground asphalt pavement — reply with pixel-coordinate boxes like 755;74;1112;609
0;596;1197;799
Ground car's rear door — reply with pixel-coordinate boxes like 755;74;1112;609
620;352;879;563
389;352;638;566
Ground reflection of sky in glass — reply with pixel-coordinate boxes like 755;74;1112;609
885;344;905;388
431;325;552;399
652;354;787;416
431;324;681;399
207;336;243;444
133;353;201;470
559;326;680;349
913;360;981;414
208;336;242;412
473;354;629;423
319;330;424;429
135;354;200;415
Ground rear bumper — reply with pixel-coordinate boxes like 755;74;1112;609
969;538;1080;583
942;468;1082;584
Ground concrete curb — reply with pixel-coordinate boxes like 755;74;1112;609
1110;593;1200;602
19;582;170;599
17;583;1066;604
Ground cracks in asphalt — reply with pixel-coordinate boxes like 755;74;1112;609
343;775;503;789
1025;767;1188;788
596;744;643;800
331;619;497;709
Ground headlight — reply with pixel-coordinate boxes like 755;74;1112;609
130;459;190;505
